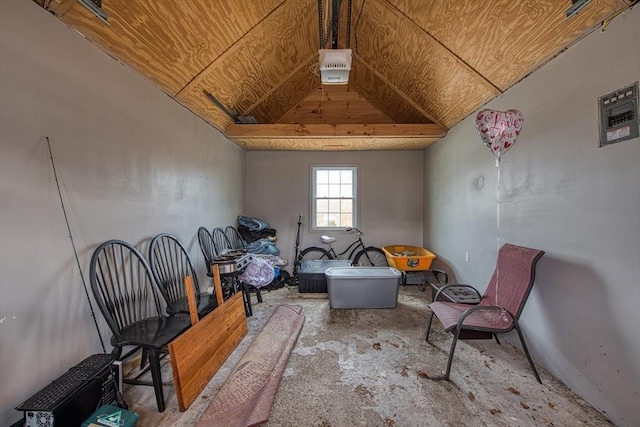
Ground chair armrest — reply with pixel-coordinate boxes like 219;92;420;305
432;283;482;304
429;269;449;284
457;305;516;329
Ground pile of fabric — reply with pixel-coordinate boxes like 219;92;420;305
237;215;279;256
236;216;287;289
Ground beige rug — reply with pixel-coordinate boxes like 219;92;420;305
196;304;305;427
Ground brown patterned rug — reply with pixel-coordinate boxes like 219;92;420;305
196;304;305;427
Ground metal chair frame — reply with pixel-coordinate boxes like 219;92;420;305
426;243;544;383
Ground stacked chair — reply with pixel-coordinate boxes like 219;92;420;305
148;233;218;318
89;240;192;412
211;226;262;316
90;225;273;412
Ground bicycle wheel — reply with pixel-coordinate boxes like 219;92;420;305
353;247;388;267
297;247;333;269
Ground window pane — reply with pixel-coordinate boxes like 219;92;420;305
317;184;328;198
317;170;328;184
328;199;340;212
340;213;352;226
341;170;352;183
317;199;328;212
328;170;341;184
341;199;352;213
341;184;352;198
316;213;328;227
328;184;340;198
328;213;340;227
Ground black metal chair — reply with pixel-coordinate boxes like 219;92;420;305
89;240;191;412
197;226;216;278
149;233;218;318
225;225;247;251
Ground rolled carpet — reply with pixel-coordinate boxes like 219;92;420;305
196;304;305;427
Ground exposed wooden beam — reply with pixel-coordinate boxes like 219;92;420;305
226;123;447;138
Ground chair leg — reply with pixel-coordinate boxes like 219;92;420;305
513;320;542;384
425;311;435;342
444;328;462;380
140;348;148;370
242;283;253;317
494;333;501;345
256;287;263;303
148;348;166;412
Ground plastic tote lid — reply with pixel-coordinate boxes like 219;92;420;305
325;267;401;279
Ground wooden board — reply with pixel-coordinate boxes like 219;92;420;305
352;0;499;129
52;0;284;96
38;0;625;149
168;291;247;411
229;136;442;151
349;58;437;125
177;0;318;128
246;56;319;125
278;84;395;125
390;0;626;90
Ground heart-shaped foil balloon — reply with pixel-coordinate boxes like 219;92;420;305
475;109;524;159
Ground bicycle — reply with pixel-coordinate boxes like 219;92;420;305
297;227;388;268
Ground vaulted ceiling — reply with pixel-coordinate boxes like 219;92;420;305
37;0;629;150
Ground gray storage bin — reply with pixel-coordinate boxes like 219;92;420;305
298;259;352;293
325;267;402;309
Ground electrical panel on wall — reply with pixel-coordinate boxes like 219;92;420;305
598;82;638;147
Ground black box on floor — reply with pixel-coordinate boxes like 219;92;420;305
298;260;351;293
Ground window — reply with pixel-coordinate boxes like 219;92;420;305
311;166;357;230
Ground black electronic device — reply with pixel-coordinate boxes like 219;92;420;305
15;354;122;427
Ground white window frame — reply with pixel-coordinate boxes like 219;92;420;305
310;165;358;231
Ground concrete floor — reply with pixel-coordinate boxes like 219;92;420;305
125;285;612;427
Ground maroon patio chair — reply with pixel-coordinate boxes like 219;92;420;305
425;243;545;383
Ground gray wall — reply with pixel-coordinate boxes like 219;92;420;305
423;8;639;427
245;151;424;265
0;2;244;424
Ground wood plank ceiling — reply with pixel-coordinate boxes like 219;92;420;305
39;0;628;150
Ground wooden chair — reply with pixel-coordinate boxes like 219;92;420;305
426;243;545;383
89;240;191;412
225;225;247;251
197;226;216;278
149;233;217;318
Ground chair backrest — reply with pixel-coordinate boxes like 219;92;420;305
481;243;545;318
224;225;246;251
149;233;200;315
198;227;216;276
89;240;163;342
212;227;233;255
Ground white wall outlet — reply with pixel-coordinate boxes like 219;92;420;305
465;252;469;262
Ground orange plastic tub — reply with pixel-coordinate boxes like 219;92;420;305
382;245;435;271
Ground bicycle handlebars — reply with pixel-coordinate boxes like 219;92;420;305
345;227;362;234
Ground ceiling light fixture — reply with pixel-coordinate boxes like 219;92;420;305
566;0;593;18
77;0;109;25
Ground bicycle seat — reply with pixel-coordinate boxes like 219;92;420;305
321;235;336;243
